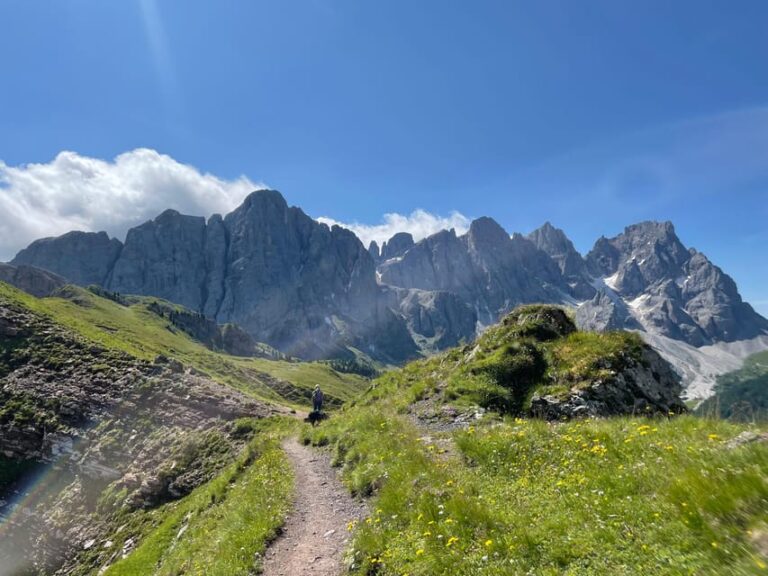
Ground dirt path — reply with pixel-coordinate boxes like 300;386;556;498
261;438;366;576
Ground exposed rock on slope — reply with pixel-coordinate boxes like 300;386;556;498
144;299;282;358
0;293;272;574
530;344;684;419
576;290;643;332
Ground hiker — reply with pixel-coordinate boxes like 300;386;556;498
312;384;324;413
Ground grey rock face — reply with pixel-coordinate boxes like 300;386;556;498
380;217;569;326
379;228;472;294
367;240;381;262
393;288;477;351
107;209;208;311
582;221;768;344
12;231;122;286
13;196;767;359
216;190;411;360
585;236;621;278
576;290;642;332
528;222;595;300
0;263;66;297
202;214;229;318
11;191;419;362
586;221;689;284
380;232;415;261
683;251;768;341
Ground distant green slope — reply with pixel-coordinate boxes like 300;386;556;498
0;282;366;407
698;350;768;421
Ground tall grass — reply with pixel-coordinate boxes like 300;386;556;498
305;377;768;575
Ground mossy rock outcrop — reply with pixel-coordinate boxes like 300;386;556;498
440;304;685;419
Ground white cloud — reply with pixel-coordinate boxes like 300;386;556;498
0;148;263;261
317;209;471;249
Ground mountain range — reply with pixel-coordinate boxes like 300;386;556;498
9;189;768;398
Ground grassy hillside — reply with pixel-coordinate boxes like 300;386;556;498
66;418;295;576
4;283;767;575
699;350;768;421
0;283;304;575
301;307;768;575
348;304;683;422
306;409;767;575
0;281;366;407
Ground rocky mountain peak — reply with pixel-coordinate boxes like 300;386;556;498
467;217;510;247
156;208;183;220
368;240;381;261
586;220;688;281
148;209;207;232
582;220;768;346
227;189;292;232
625;219;674;234
241;188;289;210
381;232;415;261
577;290;642;332
527;221;588;282
621;221;688;266
528;222;570;253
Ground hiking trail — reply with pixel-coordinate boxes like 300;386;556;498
261;438;366;576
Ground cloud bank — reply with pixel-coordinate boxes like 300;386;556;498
317;209;471;249
0;148;262;260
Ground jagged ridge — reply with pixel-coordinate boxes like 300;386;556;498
11;194;768;394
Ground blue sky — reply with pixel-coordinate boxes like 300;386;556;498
0;1;767;314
